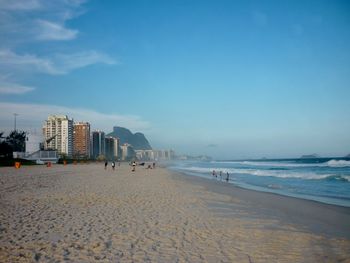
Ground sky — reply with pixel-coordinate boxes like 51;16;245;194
0;0;350;159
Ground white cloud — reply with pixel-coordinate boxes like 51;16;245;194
0;82;35;94
0;49;60;74
0;0;42;11
0;49;116;75
0;102;150;133
0;0;116;77
35;19;78;40
52;51;116;73
0;0;85;44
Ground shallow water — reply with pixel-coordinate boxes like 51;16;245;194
168;158;350;207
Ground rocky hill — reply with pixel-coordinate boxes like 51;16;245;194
300;154;319;159
107;127;152;150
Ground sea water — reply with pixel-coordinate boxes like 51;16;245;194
168;158;350;207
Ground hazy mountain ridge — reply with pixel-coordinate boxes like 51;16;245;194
107;127;152;150
300;154;320;159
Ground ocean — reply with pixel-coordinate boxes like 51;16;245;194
168;158;350;207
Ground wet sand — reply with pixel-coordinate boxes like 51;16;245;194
173;172;350;239
0;163;349;262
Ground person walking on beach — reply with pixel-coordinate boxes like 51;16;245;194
226;172;229;182
219;171;222;180
104;161;108;170
212;170;216;178
112;161;115;171
132;161;136;172
153;162;156;169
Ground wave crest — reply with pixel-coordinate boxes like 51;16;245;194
174;166;350;182
326;160;350;167
214;159;350;168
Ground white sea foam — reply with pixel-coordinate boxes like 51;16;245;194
212;160;318;167
342;175;350;182
326;160;350;167
213;159;350;168
178;166;337;180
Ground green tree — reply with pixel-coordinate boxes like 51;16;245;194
6;130;26;152
0;132;13;158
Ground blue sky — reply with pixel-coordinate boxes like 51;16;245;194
0;0;349;159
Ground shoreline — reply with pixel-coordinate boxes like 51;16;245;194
1;164;350;262
169;169;350;239
165;167;350;208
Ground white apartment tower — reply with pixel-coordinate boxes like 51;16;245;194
113;137;120;160
43;115;74;157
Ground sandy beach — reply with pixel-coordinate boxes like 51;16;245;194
0;163;349;262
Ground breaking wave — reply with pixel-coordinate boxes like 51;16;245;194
326;160;350;167
176;166;350;182
212;159;350;168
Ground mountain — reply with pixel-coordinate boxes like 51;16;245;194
107;127;152;150
300;154;320;159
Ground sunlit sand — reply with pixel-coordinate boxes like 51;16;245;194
1;163;349;262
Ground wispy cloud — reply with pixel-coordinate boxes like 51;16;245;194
0;0;116;77
0;82;35;94
0;102;150;133
0;49;59;74
0;0;84;44
0;49;116;75
52;51;116;73
35;19;78;40
0;0;42;11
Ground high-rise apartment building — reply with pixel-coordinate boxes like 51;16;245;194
113;137;120;160
121;143;135;161
73;122;90;158
105;137;115;160
43;115;73;157
92;131;105;159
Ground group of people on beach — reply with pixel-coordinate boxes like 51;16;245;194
131;161;156;172
104;161;120;170
212;170;230;182
103;161;156;173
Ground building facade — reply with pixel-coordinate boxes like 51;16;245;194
135;149;175;161
73;122;90;158
113;137;120;160
105;137;115;160
121;143;135;161
43;115;74;157
92;131;105;159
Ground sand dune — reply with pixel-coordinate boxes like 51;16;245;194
0;163;349;262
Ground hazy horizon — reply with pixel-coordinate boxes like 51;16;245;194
1;0;349;159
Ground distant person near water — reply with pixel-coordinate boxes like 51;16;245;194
112;161;115;170
226;172;229;182
153;162;156;169
132;161;136;172
212;170;216;178
104;161;108;170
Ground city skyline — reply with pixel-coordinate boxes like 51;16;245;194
1;0;350;159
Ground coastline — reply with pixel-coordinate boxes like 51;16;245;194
169;169;350;239
1;164;349;262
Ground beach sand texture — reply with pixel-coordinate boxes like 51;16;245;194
0;163;349;262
